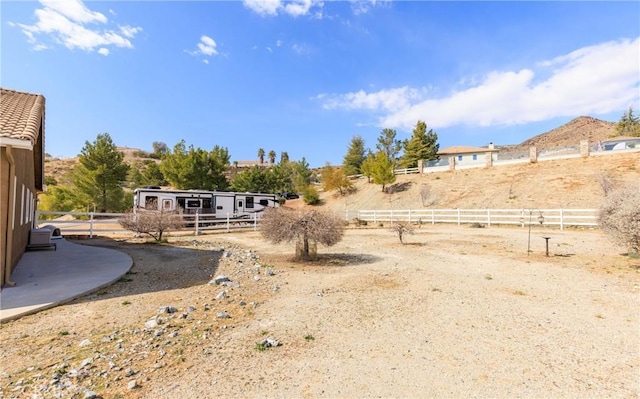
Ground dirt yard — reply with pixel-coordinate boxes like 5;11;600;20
1;225;639;398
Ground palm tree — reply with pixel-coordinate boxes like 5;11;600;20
258;148;265;165
268;150;276;165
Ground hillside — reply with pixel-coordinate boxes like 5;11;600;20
518;116;616;149
306;151;639;211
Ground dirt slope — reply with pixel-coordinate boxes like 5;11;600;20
309;151;639;212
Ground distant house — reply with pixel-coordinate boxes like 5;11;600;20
0;88;46;288
599;137;640;151
437;144;499;168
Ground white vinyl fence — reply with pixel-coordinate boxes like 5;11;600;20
342;208;599;230
35;211;261;238
36;208;599;238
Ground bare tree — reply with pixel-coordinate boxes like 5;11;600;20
598;182;640;254
119;206;184;242
389;222;415;244
260;207;345;260
420;184;436;207
597;173;615;196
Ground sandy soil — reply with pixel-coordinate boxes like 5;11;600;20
1;225;639;398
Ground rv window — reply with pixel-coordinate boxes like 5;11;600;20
238;201;243;208
186;199;201;208
162;199;172;210
145;196;158;209
202;199;212;209
246;197;254;209
216;206;223;210
259;199;269;206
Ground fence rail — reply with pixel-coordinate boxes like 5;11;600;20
36;208;599;237
35;211;261;238
342;208;599;230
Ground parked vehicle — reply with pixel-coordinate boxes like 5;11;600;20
133;188;279;219
279;192;300;199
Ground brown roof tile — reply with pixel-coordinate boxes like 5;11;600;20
0;88;45;146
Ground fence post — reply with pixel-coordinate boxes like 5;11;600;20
431;209;435;225
254;213;258;231
35;210;41;228
457;209;461;226
408;209;412;224
560;209;564;230
390;209;393;223
226;214;231;232
373;210;377;224
195;212;200;236
89;212;94;238
487;209;491;227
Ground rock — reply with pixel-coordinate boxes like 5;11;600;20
265;268;275;276
273;284;280;292
222;281;240;288
259;337;281;348
79;339;92;347
144;320;158;329
216;311;230;319
83;390;100;399
239;300;247;306
158;306;178;314
215;291;227;300
211;275;231;285
254;275;261;281
79;358;93;369
187;306;196;313
124;369;136;377
127;380;139;390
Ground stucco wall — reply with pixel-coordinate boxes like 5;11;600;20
1;146;37;286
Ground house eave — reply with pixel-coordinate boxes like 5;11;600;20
0;137;34;150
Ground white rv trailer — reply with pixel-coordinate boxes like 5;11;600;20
133;188;279;219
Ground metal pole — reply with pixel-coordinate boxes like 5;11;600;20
90;212;94;238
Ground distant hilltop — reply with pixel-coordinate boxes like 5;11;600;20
518;116;616;149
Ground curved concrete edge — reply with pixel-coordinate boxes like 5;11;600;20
0;239;133;323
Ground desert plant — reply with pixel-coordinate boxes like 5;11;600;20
260;207;345;260
302;185;320;205
390;222;414;244
598;182;640;254
119;201;184;242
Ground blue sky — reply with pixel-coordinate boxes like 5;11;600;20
2;0;639;168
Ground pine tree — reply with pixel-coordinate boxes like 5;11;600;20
376;128;402;166
616;107;640;137
400;120;440;168
342;135;366;176
73;133;129;212
160;140;229;190
370;151;396;192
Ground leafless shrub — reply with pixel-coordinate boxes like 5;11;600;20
597;173;615;196
420;184;437;207
598;182;640;254
119;208;184;242
389;222;415;244
260;207;345;260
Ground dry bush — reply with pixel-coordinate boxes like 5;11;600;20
119;209;184;242
389;222;415;244
598;182;640;254
260;207;345;260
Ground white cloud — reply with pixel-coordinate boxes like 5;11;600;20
350;0;390;16
196;35;218;56
12;0;141;55
243;0;324;17
319;37;640;131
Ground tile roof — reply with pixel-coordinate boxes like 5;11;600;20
0;88;46;146
438;145;498;155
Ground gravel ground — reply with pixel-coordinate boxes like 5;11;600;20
1;225;639;398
